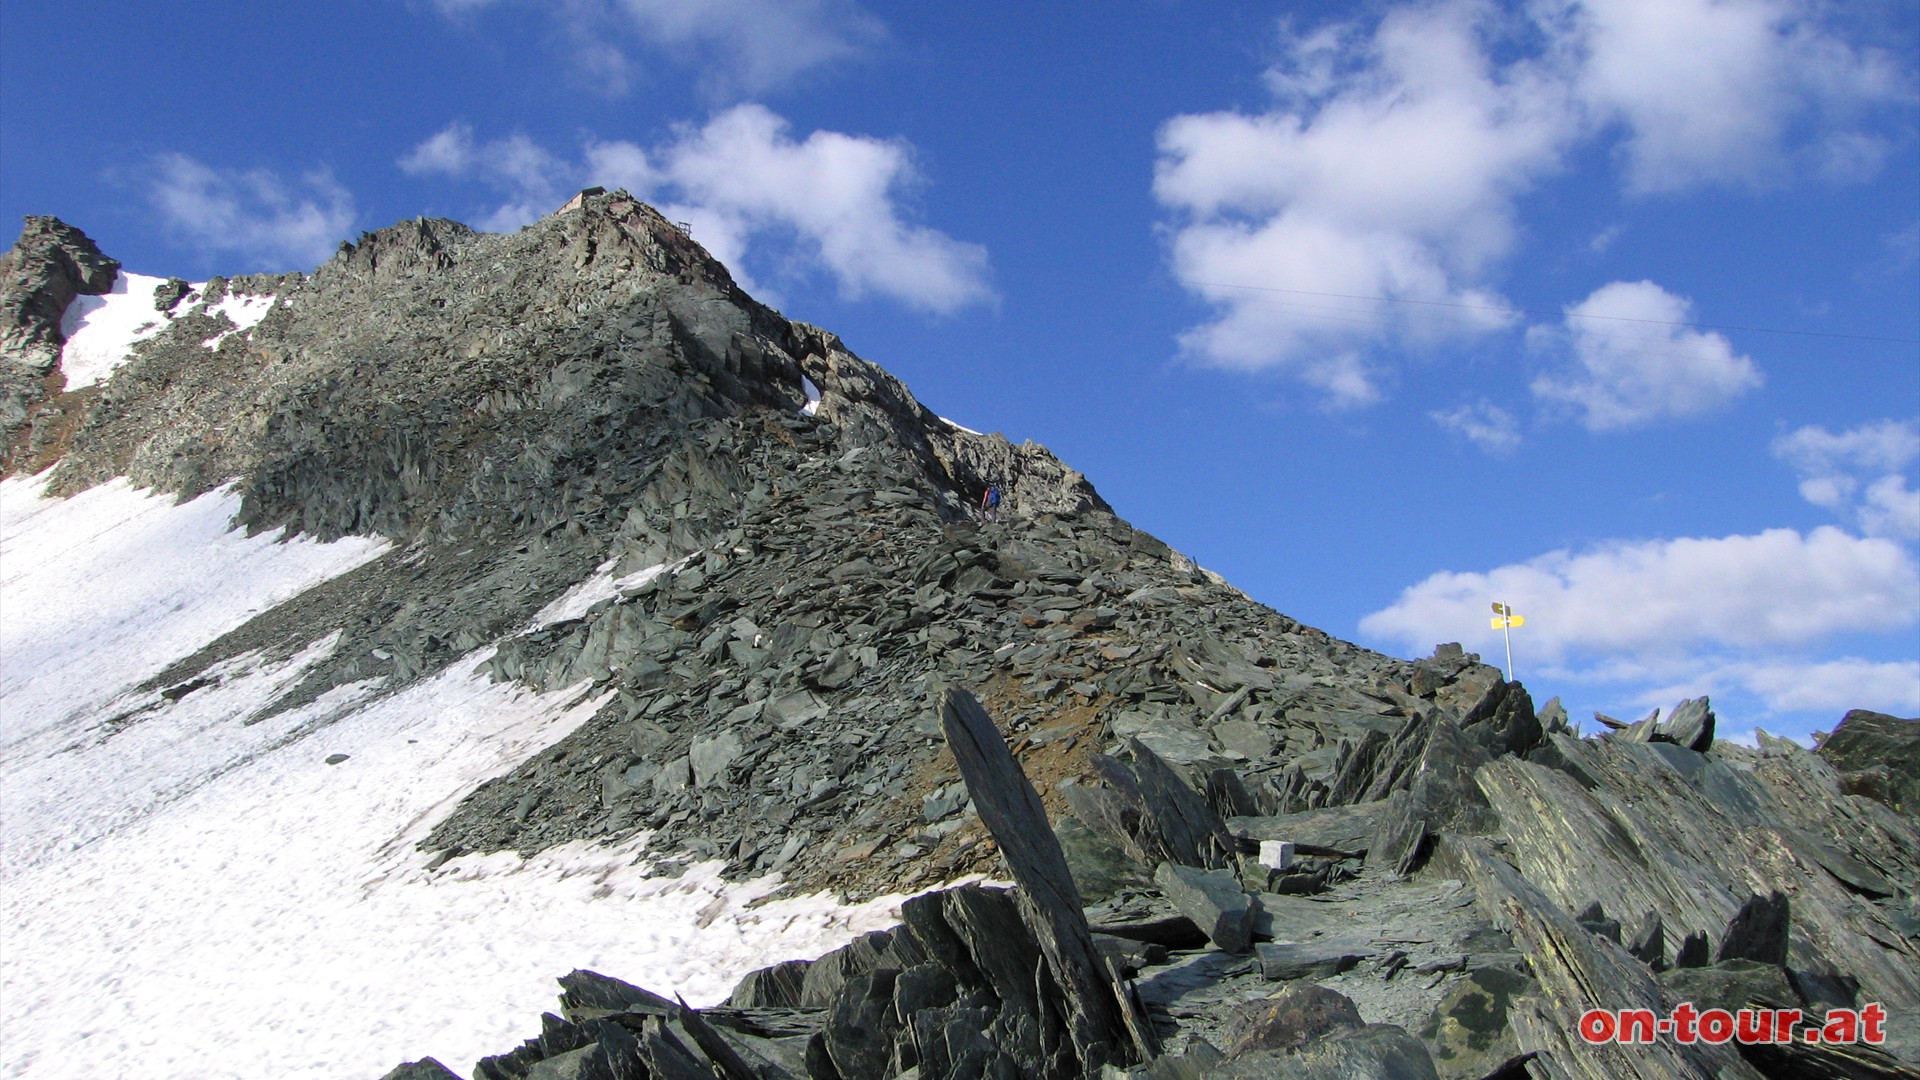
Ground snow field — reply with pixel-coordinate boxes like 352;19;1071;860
55;271;180;388
0;475;390;746
0;476;920;1080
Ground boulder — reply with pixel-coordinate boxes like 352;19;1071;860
1657;959;1797;1013
1209;1024;1441;1079
1418;965;1533;1080
1220;983;1364;1055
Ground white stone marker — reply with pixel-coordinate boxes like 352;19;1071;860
1259;840;1296;871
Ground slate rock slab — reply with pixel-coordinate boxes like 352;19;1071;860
1257;938;1372;980
1209;1023;1441;1079
1154;861;1255;954
941;687;1156;1070
1652;696;1714;753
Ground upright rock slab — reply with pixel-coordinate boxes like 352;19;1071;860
941;686;1157;1072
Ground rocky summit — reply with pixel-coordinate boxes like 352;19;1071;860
5;194;1916;1080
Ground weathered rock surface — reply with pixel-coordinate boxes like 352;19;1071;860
1817;710;1920;814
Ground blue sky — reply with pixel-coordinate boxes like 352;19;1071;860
3;0;1916;741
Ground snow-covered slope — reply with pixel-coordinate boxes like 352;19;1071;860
0;476;915;1080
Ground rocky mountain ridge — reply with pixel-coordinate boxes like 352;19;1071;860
4;198;1916;1080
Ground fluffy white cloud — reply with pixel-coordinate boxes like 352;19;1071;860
1773;419;1920;539
1723;657;1920;715
1155;2;1562;402
1430;399;1521;453
1359;525;1919;664
1154;0;1904;404
143;154;356;270
1550;0;1909;193
400;106;992;314
428;0;882;96
399;124;569;233
1530;280;1763;430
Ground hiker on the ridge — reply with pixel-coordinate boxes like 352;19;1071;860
981;482;1001;522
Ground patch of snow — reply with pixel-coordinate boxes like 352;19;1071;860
0;646;918;1080
0;470;942;1080
0;475;390;746
200;291;278;350
56;271;184;388
801;374;822;416
940;415;983;436
528;553;694;630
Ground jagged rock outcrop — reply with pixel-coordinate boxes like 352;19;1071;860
0;215;119;372
0;215;120;467
1816;709;1919;814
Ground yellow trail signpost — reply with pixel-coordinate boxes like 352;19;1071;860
1490;602;1522;680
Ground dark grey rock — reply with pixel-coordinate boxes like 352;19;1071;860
557;969;676;1020
1230;802;1384;857
1651;696;1714;753
941;687;1155;1070
1817;709;1920;813
726;959;809;1009
1154;862;1254;954
1;215;119;371
1674;931;1711;969
1084;740;1237;871
1716;891;1790;966
376;1060;461;1080
689;730;743;788
823;968;901;1080
1208;1023;1440;1079
1574;901;1621;944
1257;938;1372;980
153;276;192;311
1657;959;1797;1013
1417;966;1532;1080
1219;983;1363;1056
1625;910;1665;969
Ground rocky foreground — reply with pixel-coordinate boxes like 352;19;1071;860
4;198;1916;1080
376;681;1918;1080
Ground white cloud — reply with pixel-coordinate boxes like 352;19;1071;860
1359;525;1919;664
1552;0;1910;193
1724;657;1920;715
1155;2;1563;402
426;0;882;97
1773;419;1920;539
399;106;992;314
1530;280;1762;430
143;153;356;270
400;123;569;232
1431;400;1521;453
1153;0;1905;404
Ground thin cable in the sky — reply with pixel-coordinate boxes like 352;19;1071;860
1187;280;1920;346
